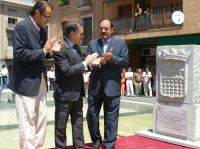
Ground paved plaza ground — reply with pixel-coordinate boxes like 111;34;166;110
0;88;154;149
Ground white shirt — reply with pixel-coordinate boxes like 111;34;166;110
102;38;111;54
83;71;91;82
125;71;134;80
143;71;152;83
1;67;8;76
47;70;55;79
30;16;40;32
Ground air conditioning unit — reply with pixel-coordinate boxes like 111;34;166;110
142;48;156;56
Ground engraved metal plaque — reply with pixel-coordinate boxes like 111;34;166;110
156;105;189;136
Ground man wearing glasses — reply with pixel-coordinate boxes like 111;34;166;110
10;1;62;149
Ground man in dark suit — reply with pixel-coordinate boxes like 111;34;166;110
53;21;98;149
10;1;62;149
86;19;129;149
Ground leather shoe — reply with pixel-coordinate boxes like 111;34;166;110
102;147;115;149
102;144;115;149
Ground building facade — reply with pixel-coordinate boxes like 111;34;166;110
48;0;200;70
0;0;32;78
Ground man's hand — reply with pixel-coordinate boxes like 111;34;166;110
50;40;63;52
100;57;107;65
44;38;57;53
103;52;112;61
99;51;112;65
84;53;98;65
91;58;101;66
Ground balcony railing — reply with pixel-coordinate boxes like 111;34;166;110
77;0;92;11
82;32;92;45
112;6;182;34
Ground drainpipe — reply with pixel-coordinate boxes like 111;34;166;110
101;0;104;19
1;3;4;61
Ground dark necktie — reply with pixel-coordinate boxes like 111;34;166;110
39;28;47;48
72;44;80;62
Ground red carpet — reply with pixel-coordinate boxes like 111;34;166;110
50;135;192;149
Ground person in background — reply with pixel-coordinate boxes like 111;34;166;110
151;67;156;96
83;71;91;95
143;7;151;29
121;68;126;96
133;68;143;96
0;65;3;86
86;19;129;149
47;66;55;90
142;67;152;97
135;3;142;17
0;71;2;86
53;21;98;149
125;67;134;97
0;64;8;88
134;3;143;30
10;1;62;148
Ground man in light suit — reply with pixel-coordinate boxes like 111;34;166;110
10;1;62;149
53;21;98;149
86;19;129;149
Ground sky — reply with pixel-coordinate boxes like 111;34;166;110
22;0;32;3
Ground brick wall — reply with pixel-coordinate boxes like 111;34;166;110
48;0;200;41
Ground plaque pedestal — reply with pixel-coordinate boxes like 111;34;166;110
153;101;200;141
137;45;200;148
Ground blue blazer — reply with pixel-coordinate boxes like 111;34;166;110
53;40;85;101
9;17;47;97
87;37;129;97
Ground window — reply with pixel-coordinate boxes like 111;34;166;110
63;0;69;5
8;8;17;25
7;30;13;47
142;48;150;56
81;16;92;45
142;48;156;56
8;8;17;17
8;17;17;24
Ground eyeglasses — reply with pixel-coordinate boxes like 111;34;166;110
41;13;52;20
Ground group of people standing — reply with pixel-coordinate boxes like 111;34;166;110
121;67;156;97
9;1;128;149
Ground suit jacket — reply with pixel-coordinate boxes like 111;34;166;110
53;39;85;101
10;17;48;97
87;37;129;97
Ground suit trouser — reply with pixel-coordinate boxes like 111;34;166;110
54;98;84;149
15;75;47;149
87;89;120;149
49;78;54;90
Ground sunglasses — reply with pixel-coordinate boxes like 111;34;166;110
41;12;52;20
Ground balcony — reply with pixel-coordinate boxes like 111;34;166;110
77;0;92;11
7;23;16;30
112;6;182;34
